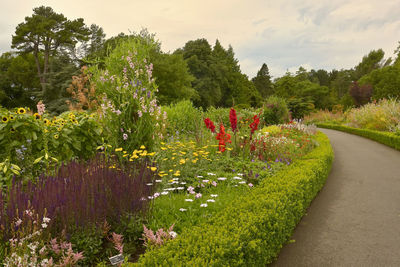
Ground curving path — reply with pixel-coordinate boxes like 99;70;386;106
271;128;400;266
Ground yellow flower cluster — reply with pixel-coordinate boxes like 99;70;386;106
155;140;215;178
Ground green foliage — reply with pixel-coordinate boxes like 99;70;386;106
358;61;400;100
262;96;289;125
152;52;197;105
273;70;333;111
317;123;400;151
252;63;273;98
162;100;202;137
0;108;102;187
287;97;314;119
179;39;260;108
12;5;90;92
345;98;400;131
130;132;333;266
352;49;385;80
0;52;39;109
90;37;163;152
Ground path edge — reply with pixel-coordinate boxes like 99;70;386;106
316;123;400;151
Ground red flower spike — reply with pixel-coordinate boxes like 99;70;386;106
216;124;231;152
204;118;216;133
249;115;260;134
229;108;237;132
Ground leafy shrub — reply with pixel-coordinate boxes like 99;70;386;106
304;109;345;125
0;107;102;187
262;96;289;125
90;37;164;152
287;97;314;119
162;100;202;138
130;132;333;266
345;98;400;131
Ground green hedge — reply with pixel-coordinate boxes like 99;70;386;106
128;132;333;266
317;123;400;151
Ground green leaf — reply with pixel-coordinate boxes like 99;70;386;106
3;165;7;173
12;122;23;128
11;169;20;175
33;156;43;164
32;131;37;140
51;157;58;163
11;164;21;171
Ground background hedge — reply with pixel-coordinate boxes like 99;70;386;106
128;132;333;266
317;123;400;151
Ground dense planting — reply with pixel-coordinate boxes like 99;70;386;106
131;132;333;265
305;98;400;135
0;36;330;266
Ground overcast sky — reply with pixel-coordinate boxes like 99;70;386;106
1;0;399;78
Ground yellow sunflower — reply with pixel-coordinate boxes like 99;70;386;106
54;134;59;139
1;116;8;123
34;113;41;120
17;108;26;114
10;128;16;133
9;115;15;121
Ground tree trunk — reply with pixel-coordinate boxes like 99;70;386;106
33;45;46;91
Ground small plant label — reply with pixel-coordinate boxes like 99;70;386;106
109;254;124;265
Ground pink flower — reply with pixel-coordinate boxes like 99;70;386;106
37;100;46;115
195;193;202;199
111;232;124;254
248;183;254;187
123;133;128;140
211;181;217;187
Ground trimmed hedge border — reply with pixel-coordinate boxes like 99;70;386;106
316;123;400;151
128;132;333;266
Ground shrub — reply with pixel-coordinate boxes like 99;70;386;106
262;96;289;125
162;100;202;138
90;37;164;152
345;98;400;131
304;109;345;125
0;107;102;187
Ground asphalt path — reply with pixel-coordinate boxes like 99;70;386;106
271;128;400;267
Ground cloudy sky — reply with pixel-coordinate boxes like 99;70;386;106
1;0;399;78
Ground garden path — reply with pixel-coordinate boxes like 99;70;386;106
271;128;400;266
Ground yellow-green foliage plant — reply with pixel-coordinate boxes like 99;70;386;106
345;98;400;131
126;132;333;266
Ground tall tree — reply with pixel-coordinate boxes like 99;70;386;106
11;6;90;91
252;63;273;98
352;49;385;80
0;52;40;108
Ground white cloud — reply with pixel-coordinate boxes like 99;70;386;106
1;0;399;78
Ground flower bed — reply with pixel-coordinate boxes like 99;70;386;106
129;132;333;265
